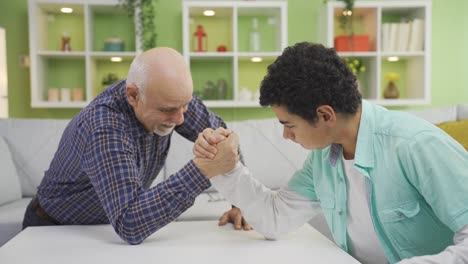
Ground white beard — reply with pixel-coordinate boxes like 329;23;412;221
153;124;175;136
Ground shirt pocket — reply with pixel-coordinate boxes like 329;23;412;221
379;200;451;256
380;201;420;223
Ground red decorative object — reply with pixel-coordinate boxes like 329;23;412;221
193;25;208;52
334;35;369;52
217;45;227;52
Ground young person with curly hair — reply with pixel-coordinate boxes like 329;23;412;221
195;42;468;263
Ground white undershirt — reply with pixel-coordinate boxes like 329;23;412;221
342;157;388;264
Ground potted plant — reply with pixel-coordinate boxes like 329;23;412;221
119;0;157;51
332;0;369;52
338;0;355;36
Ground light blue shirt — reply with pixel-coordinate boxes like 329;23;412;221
289;100;468;264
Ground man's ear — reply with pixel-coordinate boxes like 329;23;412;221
126;84;138;107
316;105;336;124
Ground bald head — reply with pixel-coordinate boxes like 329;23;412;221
125;47;194;135
126;47;193;99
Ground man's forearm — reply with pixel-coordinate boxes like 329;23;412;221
113;161;210;244
210;162;319;240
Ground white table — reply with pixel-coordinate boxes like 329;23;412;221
0;221;359;264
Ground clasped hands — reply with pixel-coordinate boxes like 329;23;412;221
192;127;252;231
192;127;239;178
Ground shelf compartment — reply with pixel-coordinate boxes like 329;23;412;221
90;55;133;97
36;55;86;104
380;55;426;101
341;55;378;100
88;4;136;52
237;57;274;103
32;3;85;51
381;6;426;52
189;7;234;53
237;7;283;52
333;7;378;52
190;58;234;101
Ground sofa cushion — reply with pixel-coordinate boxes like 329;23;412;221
0;136;22;206
229;119;309;189
406;106;457;124
0;119;69;197
437;120;468;150
457;104;468;121
0;198;30;246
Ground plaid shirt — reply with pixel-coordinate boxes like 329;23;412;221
37;80;227;244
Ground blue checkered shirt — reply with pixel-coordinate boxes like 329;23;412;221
37;80;226;244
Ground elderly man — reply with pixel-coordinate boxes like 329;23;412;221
22;47;249;245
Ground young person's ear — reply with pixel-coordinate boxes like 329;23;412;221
126;84;139;107
316;105;336;123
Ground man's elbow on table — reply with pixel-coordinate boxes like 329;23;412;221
115;227;147;245
113;220;155;245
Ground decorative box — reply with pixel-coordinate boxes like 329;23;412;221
334;35;369;52
104;38;125;52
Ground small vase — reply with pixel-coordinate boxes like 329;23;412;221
203;81;217;100
383;81;400;99
216;79;227;100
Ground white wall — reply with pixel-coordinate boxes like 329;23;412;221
0;27;7;118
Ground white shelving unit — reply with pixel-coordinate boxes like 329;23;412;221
28;0;141;108
320;1;431;106
182;1;287;108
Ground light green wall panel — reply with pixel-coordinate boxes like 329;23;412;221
1;0;468;120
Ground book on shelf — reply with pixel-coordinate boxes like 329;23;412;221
381;19;424;52
397;22;410;51
382;23;390;52
408;19;424;52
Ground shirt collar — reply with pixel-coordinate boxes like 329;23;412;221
328;100;375;168
354;100;375;168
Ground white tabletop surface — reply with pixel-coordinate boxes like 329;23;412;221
0;221;359;264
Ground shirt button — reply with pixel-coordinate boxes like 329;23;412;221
338;211;343;215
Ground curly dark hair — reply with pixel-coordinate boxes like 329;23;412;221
259;42;361;124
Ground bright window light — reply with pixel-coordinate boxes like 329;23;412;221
110;57;122;62
387;56;399;62
251;57;263;62
60;7;73;13
203;10;215;16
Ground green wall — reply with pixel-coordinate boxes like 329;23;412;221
0;0;467;121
